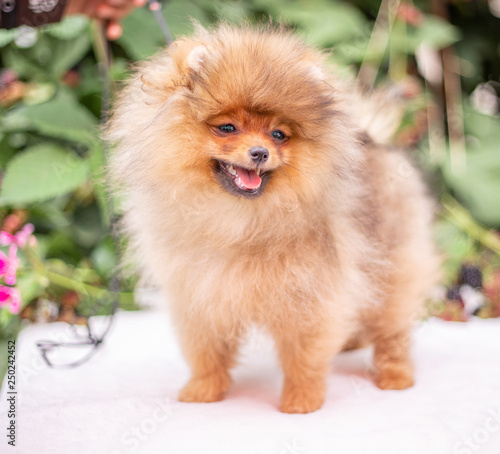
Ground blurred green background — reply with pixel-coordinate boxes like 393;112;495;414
0;0;499;361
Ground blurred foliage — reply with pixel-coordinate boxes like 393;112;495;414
0;0;499;342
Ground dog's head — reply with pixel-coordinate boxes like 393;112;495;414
109;25;360;205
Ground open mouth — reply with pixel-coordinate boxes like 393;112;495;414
213;160;270;198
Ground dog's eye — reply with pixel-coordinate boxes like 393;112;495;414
271;130;287;141
219;124;237;134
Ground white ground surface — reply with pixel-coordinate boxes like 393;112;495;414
1;305;500;454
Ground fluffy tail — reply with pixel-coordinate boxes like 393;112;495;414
351;84;407;145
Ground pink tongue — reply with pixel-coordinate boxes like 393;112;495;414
236;166;261;190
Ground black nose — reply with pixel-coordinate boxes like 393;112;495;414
249;146;269;164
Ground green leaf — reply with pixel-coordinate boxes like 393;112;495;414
44;16;89;40
50;33;91;78
2;41;48;80
442;129;500;227
71;202;105;248
163;0;210;37
440;102;500;228
91;237;118;276
29;203;71;232
42;231;84;264
2;31;90;80
406;17;461;51
0;144;90;206
118;8;165;60
3;88;97;143
0;135;16;169
208;0;250;23
23;83;57;105
0;29;16;48
279;0;367;47
75;57;103;96
1;113;31;134
463;102;500;139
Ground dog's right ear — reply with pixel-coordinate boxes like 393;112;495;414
186;45;208;74
168;40;209;90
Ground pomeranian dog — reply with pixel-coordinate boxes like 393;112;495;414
107;24;439;414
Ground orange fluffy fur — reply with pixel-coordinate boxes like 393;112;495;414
106;25;440;413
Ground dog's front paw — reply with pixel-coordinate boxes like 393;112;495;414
178;373;231;403
375;365;414;390
280;382;325;414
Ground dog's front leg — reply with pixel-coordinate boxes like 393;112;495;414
270;315;347;414
176;314;241;404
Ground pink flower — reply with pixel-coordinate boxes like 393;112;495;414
0;285;21;314
0;244;19;285
0;251;7;276
0;223;34;248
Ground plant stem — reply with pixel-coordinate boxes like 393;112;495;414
22;246;136;309
442;195;500;255
44;270;107;298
